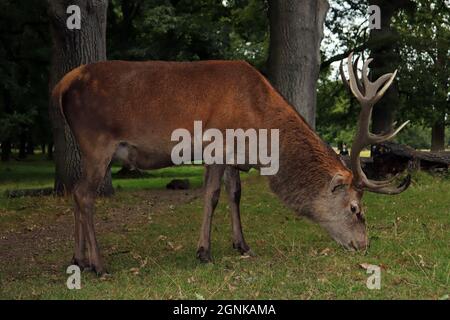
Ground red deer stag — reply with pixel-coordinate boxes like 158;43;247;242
52;53;410;275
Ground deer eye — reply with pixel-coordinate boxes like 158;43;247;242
332;184;347;193
350;204;358;213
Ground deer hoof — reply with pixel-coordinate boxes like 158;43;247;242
71;256;89;270
233;242;254;256
86;263;108;277
242;249;256;257
196;247;212;263
98;270;111;279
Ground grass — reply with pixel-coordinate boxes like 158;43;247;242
0;156;449;299
0;154;204;194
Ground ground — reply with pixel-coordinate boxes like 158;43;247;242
0;156;449;299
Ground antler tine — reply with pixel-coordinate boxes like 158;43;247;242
342;52;410;195
369;120;410;144
373;70;397;104
346;53;365;102
362;174;411;195
361;172;403;188
353;56;365;94
361;58;373;95
339;60;351;92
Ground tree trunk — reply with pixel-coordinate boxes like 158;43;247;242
369;0;413;135
18;131;27;159
26;138;34;155
1;140;11;162
47;141;53;160
430;26;448;152
1;89;12;162
48;0;113;196
431;116;445;152
267;0;329;129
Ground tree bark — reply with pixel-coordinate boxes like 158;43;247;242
431;115;446;152
47;141;53;160
369;0;412;135
430;26;448;152
48;0;113;196
267;0;329;129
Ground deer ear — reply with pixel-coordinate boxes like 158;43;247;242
329;173;349;193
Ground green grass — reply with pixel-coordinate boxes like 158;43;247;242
0;157;449;299
0;155;204;193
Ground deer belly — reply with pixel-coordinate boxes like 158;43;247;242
113;142;173;170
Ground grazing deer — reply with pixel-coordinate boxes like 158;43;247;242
52;53;410;275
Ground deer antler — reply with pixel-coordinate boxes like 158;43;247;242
340;52;411;195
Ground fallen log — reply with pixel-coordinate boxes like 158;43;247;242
341;142;450;178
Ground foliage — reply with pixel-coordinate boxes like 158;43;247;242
395;0;450;127
0;0;448;158
0;0;50;151
317;0;449;149
107;0;268;67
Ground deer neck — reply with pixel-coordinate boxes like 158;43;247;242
264;105;345;214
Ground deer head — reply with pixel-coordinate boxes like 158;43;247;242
302;53;411;251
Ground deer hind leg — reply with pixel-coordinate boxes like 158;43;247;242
196;164;225;263
71;198;87;269
72;144;114;276
224;166;253;256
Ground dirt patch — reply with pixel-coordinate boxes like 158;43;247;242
0;188;202;276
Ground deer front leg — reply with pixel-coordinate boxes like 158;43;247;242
224;166;253;256
196;165;225;263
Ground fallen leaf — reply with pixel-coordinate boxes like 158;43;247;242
129;267;140;275
359;263;372;270
195;293;205;300
228;284;237;292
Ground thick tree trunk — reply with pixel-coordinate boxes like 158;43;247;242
369;0;399;135
431;116;445;152
48;0;113;196
369;0;413;135
430;28;448;152
267;0;329;129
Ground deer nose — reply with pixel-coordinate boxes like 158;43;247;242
350;201;360;214
357;235;369;250
349;235;369;251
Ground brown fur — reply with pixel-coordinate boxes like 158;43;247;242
53;59;351;195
